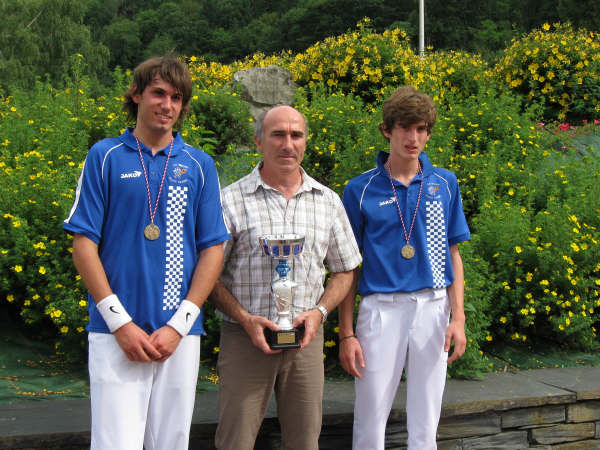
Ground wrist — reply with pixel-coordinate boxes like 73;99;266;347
313;304;328;323
167;299;200;337
450;313;466;324
96;294;132;333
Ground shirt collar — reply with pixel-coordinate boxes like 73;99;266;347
242;162;325;196
121;127;184;156
376;150;434;178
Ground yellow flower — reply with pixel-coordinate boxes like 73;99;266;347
60;326;69;334
6;294;14;302
13;265;23;273
324;340;336;348
213;346;220;353
514;246;522;253
39;266;46;275
500;316;507;323
79;300;87;307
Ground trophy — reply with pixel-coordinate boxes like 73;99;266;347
259;234;305;349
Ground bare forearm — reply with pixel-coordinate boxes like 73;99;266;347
338;268;359;337
448;245;465;323
72;233;112;303
185;243;225;309
318;269;355;314
209;279;250;324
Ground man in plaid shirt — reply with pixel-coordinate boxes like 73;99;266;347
210;105;362;450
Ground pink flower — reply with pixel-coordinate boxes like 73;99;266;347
559;123;570;131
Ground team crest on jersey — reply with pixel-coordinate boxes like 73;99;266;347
426;183;441;199
169;163;189;184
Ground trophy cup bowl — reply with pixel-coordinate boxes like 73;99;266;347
259;234;305;349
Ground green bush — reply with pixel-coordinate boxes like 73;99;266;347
493;23;600;123
2;24;600;379
188;86;254;155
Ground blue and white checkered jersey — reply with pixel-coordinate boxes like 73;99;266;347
63;128;230;335
342;151;470;296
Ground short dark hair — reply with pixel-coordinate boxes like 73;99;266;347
380;86;437;138
123;56;193;129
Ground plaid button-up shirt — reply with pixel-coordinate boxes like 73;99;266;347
219;164;362;323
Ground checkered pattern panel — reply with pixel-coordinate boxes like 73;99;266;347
163;185;188;310
426;201;446;289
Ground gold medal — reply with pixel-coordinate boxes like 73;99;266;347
144;223;160;241
135;135;173;243
386;160;423;262
401;243;415;259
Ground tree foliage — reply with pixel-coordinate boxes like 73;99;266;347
0;0;109;91
1;0;599;92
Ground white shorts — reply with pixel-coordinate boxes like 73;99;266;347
353;288;450;450
88;332;200;450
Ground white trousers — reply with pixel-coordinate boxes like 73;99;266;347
88;332;201;450
353;289;450;450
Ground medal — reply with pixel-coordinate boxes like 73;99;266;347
401;244;415;259
386;159;423;260
144;223;160;240
135;135;173;241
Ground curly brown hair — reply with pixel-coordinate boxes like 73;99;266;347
123;56;192;129
380;86;437;139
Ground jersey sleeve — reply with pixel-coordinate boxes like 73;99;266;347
342;181;365;251
62;146;106;244
194;156;230;251
447;174;470;246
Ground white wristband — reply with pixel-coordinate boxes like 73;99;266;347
167;299;200;337
96;294;132;333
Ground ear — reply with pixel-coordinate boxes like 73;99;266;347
130;84;141;104
380;123;392;139
254;134;263;153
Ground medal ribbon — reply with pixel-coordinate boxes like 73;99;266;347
386;160;423;247
135;135;173;225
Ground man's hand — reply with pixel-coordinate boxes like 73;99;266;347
445;319;467;364
240;314;282;355
113;322;162;362
149;326;183;362
293;309;322;349
339;336;365;378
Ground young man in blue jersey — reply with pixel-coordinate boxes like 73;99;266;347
63;57;230;449
339;86;469;450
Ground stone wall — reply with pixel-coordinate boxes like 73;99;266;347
2;367;599;449
187;367;600;449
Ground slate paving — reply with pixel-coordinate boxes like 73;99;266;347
0;366;599;449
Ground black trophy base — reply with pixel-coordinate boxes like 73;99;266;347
265;326;304;349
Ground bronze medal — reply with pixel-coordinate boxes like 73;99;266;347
144;223;160;241
401;243;415;259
